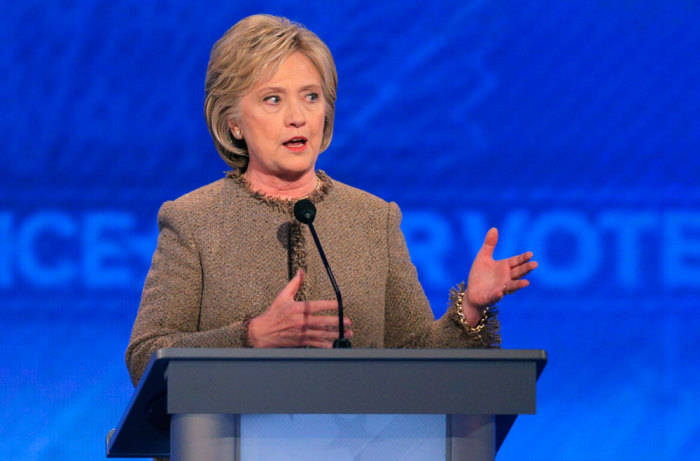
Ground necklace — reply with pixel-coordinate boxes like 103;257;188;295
301;175;321;199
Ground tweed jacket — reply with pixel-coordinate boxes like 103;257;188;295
126;171;500;385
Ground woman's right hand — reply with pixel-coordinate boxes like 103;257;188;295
247;270;352;348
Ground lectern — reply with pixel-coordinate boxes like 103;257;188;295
107;348;546;460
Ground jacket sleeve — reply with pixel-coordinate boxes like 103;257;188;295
382;202;500;349
125;200;250;386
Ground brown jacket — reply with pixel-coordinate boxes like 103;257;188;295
126;171;499;385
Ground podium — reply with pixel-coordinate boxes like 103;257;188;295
107;348;546;460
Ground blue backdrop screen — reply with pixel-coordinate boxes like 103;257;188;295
1;1;699;459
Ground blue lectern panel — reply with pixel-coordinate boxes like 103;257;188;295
240;414;445;461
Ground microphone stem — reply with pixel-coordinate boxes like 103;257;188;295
307;223;345;341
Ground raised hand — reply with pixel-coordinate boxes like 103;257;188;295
462;228;537;325
247;270;352;348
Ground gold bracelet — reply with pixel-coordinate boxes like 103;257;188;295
455;289;490;333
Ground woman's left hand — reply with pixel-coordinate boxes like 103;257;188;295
462;227;537;325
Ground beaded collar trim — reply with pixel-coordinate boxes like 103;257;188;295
226;169;333;216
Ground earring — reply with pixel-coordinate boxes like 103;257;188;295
234;128;242;139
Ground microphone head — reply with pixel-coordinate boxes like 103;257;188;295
294;199;316;224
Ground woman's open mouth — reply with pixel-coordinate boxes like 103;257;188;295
283;136;308;152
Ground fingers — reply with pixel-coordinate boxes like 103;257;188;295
277;269;305;300
503;252;537;296
504;279;530;295
296;313;354;348
256;273;353;348
510;260;538;280
504;250;537;283
306;339;334;349
303;299;339;314
304;314;351;331
276;271;340;314
301;313;352;346
303;325;354;340
301;325;354;348
478;227;499;258
507;251;534;268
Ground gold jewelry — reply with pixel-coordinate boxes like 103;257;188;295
234;128;242;139
455;289;491;333
300;176;321;199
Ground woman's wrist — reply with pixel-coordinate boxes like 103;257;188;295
243;317;257;347
456;288;490;329
448;282;501;347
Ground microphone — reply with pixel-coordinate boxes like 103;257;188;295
294;199;351;348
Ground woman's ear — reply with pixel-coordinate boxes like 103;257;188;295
228;120;243;140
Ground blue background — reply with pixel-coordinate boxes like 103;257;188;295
1;1;699;459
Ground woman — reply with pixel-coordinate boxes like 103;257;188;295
126;14;537;385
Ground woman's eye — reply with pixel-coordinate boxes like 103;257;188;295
264;95;281;104
306;92;319;103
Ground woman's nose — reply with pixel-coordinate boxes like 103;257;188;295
284;100;306;127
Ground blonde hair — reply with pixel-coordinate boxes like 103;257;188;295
204;14;338;170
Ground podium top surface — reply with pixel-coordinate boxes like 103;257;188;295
148;348;546;373
153;347;546;362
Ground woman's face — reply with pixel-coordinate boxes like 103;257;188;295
233;52;326;180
